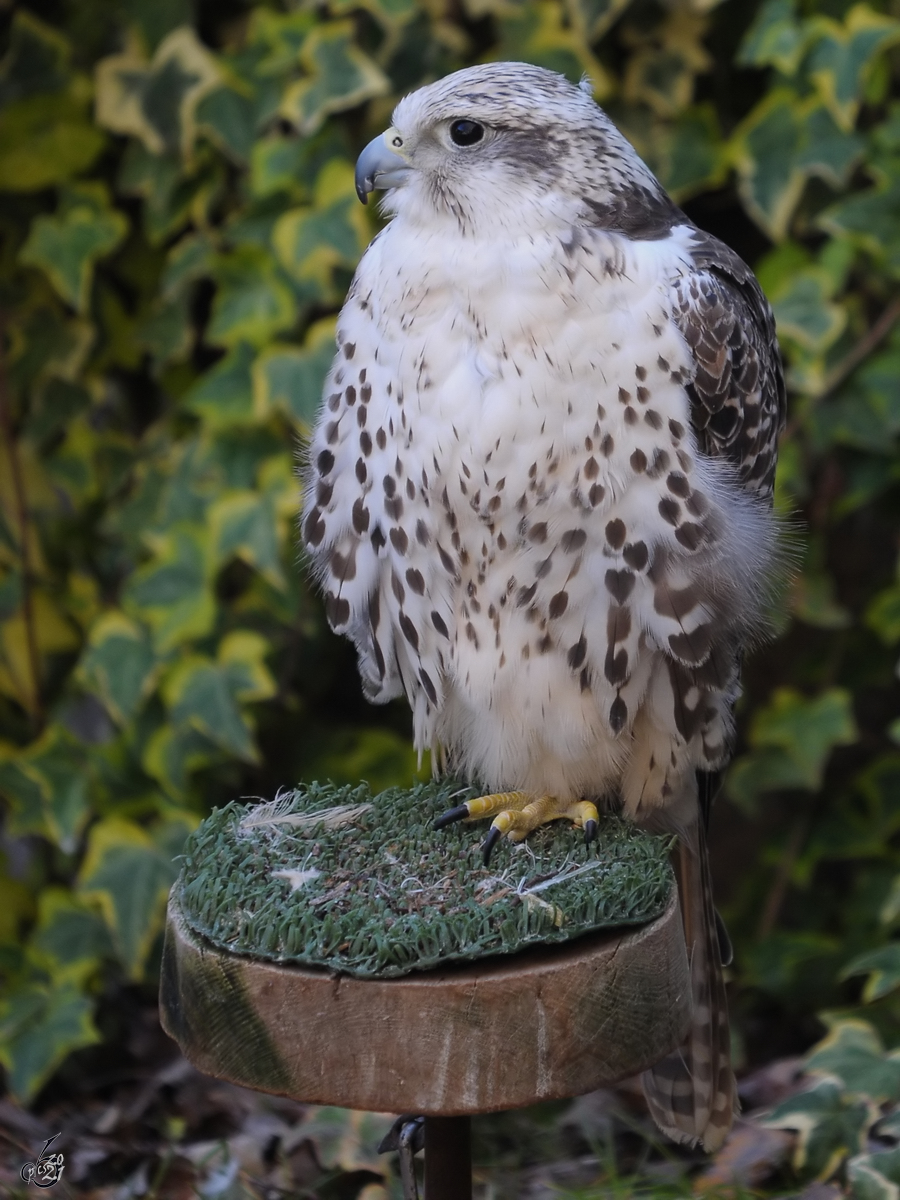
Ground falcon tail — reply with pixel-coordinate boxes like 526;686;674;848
641;820;736;1153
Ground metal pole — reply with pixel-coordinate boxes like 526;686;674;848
424;1115;472;1200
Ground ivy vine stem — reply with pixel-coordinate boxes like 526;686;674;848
0;315;43;725
816;293;900;403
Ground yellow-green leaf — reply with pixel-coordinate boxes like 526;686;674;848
209;490;285;587
0;727;91;852
843;945;900;1003
495;2;611;97
252;317;336;427
250;134;309;200
272;161;368;289
218;630;277;703
751;687;858;790
0;84;106;193
78;816;181;978
19;183;128;313
183;341;256;426
207;246;297;349
0;982;99;1103
565;0;632;44
161;656;258;762
730;90;805;240
78;612;160;725
807;6;900;132
738;0;810;74
123;526;216;653
95;26;221;160
196;84;256;164
279;22;389;135
29;887;114;985
763;1077;872;1177
771;270;847;352
805;1019;900;1103
142;723;219;797
0;10;71;103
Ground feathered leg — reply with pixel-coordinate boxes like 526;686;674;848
641;818;736;1153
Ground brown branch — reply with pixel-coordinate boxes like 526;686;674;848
815;294;900;403
756;801;815;942
0;314;43;724
782;295;900;444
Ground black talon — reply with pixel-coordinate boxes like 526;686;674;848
433;804;470;830
584;819;598;845
481;825;501;866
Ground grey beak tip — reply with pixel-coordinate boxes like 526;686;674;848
355;133;409;205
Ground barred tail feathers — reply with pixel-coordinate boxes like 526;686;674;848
641;822;736;1152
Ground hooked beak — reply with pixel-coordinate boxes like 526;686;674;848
355;128;411;204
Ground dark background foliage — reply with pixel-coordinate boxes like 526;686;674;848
1;0;900;1190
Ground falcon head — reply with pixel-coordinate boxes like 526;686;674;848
354;62;677;237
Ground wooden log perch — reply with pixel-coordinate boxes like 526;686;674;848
161;887;689;1114
159;781;691;1115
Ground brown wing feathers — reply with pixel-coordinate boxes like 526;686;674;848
641;233;784;1150
674;232;786;500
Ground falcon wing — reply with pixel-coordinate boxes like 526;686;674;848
302;300;406;710
672;231;786;500
301;249;449;748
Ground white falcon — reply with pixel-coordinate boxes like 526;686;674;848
302;61;785;1151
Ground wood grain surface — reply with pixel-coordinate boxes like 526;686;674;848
161;887;690;1115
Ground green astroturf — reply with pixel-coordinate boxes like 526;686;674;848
175;780;675;979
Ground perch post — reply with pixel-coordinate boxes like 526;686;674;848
160;781;692;1197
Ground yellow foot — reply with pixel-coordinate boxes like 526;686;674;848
434;791;600;865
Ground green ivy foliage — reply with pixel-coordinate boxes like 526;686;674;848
0;0;899;1117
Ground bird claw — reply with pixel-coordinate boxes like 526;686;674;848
433;804;470;830
481;825;502;866
436;793;601;863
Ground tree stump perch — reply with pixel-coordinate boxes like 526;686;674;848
159;782;692;1196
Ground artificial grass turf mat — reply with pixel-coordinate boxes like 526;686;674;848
176;779;675;979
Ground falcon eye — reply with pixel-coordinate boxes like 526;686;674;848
449;119;484;147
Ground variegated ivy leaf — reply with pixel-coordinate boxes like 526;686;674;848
732;92;866;240
183;342;256;426
279;22;389;136
564;0;632;44
95;26;220;160
496;1;611;99
78;612;160;726
19;183;127;313
738;0;811;75
806;6;900;133
842;946;900;1003
0;982;99;1103
751;687;858;790
252;317;337;428
848;1146;900;1200
123;525;216;653
272;161;369;292
78;816;192;978
159;632;275;763
0;13;106;192
764;1077;874;1178
0;726;92;852
805;1019;900;1103
207;246;298;349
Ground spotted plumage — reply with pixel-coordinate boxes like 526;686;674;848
301;62;785;1152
